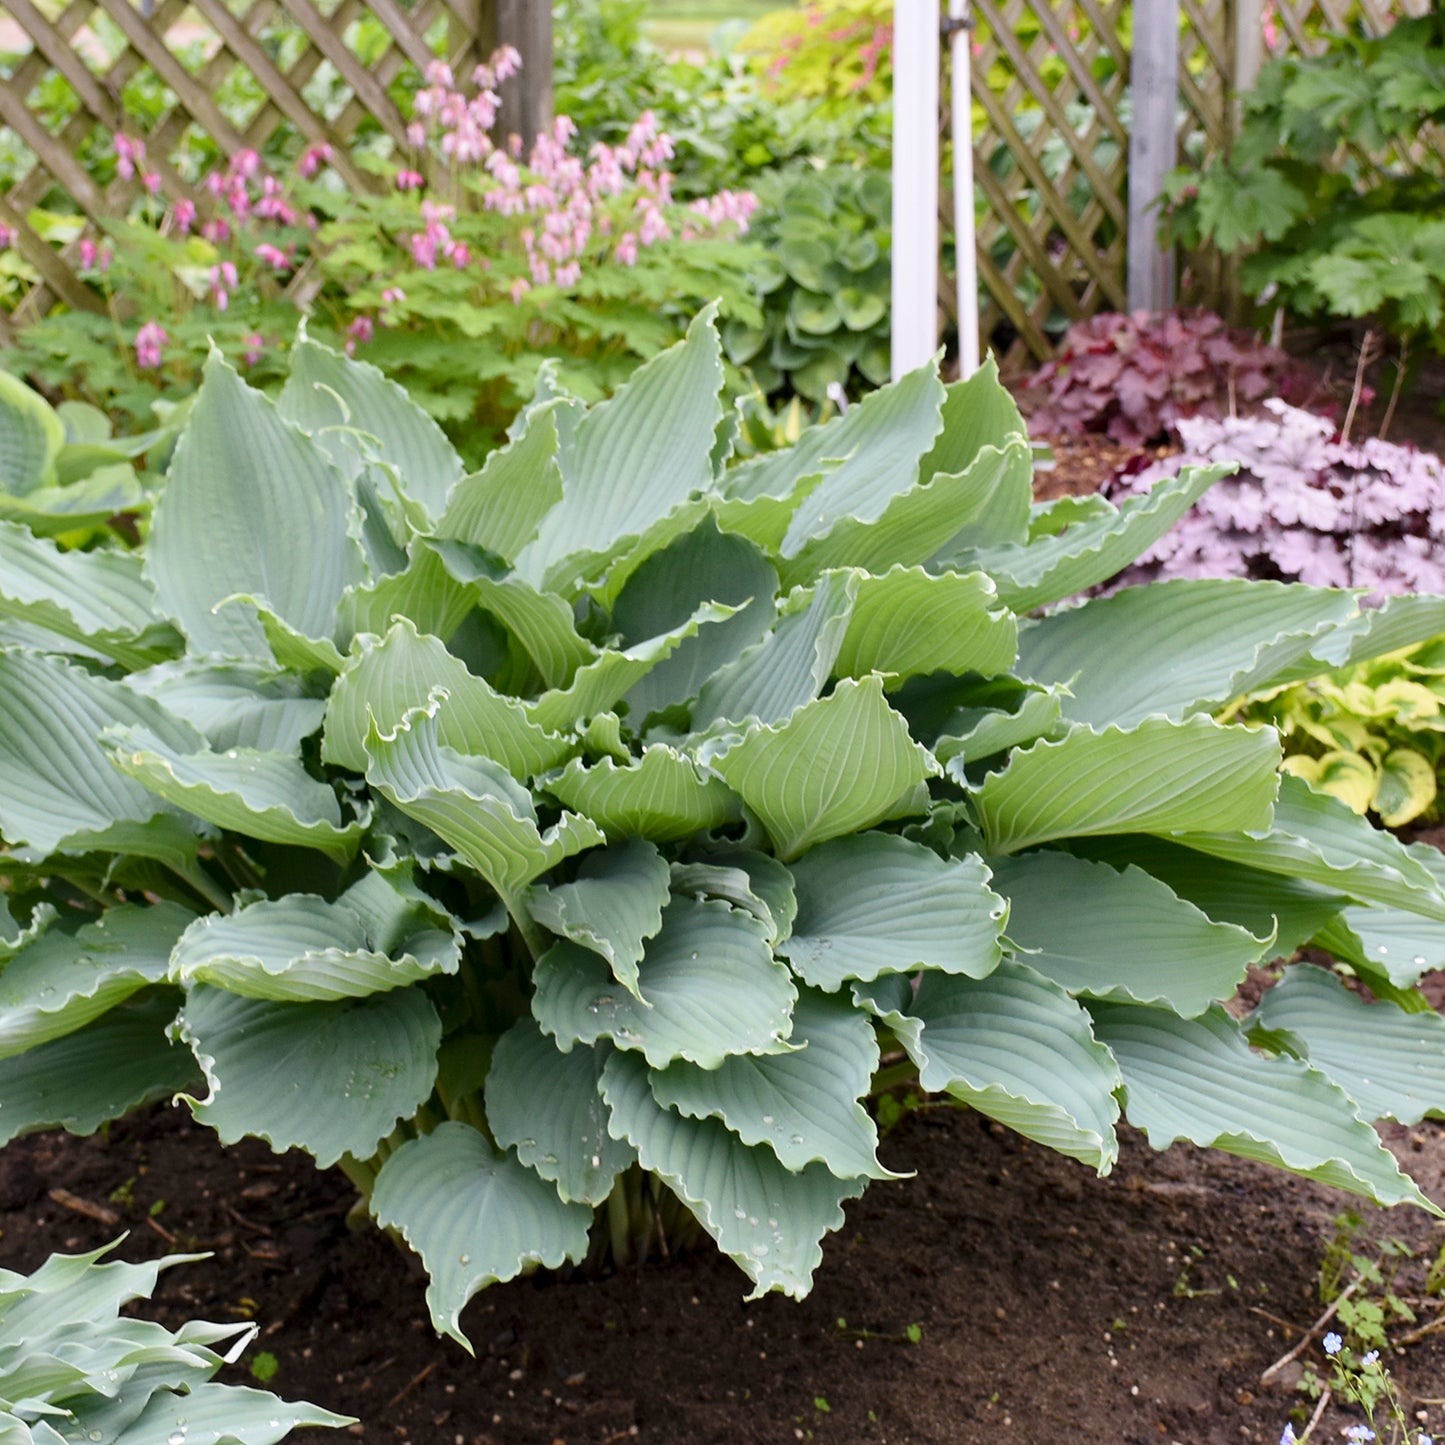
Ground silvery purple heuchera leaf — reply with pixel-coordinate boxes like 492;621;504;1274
1106;400;1445;599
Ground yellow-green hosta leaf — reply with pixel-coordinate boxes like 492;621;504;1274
149;352;365;660
541;747;737;843
975;715;1281;856
1280;749;1376;816
230;597;346;676
601;1049;866;1300
1253;963;1445;1125
324;620;573;778
532;896;796;1069
0;993;198;1147
1090;1001;1437;1212
484;1019;636;1205
104;727;366;865
169;893;458;1001
370;1121;593;1350
0;903;193;1060
527;839;671;998
648;986;896;1180
0;368;65;494
989;849;1268;1015
1373;747;1436;827
701;675;939;861
778;832;1004;989
176;983;441;1168
832;566;1016;686
363;700;603;899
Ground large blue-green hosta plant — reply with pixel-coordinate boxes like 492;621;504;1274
3;312;1445;1348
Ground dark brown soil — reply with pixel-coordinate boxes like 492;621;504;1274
4;1094;1444;1445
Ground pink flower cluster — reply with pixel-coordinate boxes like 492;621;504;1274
113;134;160;194
1106;401;1445;597
134;320;167;370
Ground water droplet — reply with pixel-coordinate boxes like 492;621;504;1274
590;1154;600;1168
788;1134;804;1147
734;1208;747;1219
1414;955;1427;967
89;1433;103;1442
767;1217;778;1228
168;1432;187;1445
1376;944;1389;955
690;951;699;961
747;1216;759;1226
750;1243;769;1257
459;1253;471;1265
519;1138;536;1149
591;994;616;1010
761;1114;774;1125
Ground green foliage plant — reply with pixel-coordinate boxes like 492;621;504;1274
0;1240;351;1442
1227;639;1445;830
1165;14;1445;351
6;311;1445;1351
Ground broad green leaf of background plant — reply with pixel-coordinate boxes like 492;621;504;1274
974;715;1281;855
601;1050;867;1300
370;1121;593;1350
1252;963;1445;1125
0;369;65;494
989;850;1269;1015
531;898;796;1069
148;353;365;660
701;675;938;860
176;983;441;1168
778;833;1004;989
484;1019;636;1205
1090;1001;1436;1211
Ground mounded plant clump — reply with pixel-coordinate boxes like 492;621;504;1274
2;312;1445;1349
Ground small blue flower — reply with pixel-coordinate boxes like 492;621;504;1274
1344;1428;1375;1443
1323;1331;1343;1356
1279;1427;1298;1445
1359;1349;1379;1367
1419;1435;1434;1445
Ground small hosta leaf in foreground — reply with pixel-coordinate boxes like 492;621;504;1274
1090;1001;1437;1211
602;1050;866;1300
370;1121;593;1350
541;747;737;843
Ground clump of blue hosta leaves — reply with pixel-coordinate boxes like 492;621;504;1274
3;308;1445;1351
0;1241;350;1443
1108;400;1445;595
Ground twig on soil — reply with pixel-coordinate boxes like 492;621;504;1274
386;1361;437;1409
47;1188;119;1226
1296;1386;1331;1443
1259;1280;1360;1385
145;1213;178;1245
1394;1311;1445;1348
222;1202;273;1236
1249;1305;1310;1335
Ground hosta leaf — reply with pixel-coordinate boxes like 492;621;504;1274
974;715;1280;855
527;839;671;998
0;466;143;538
601;1050;866;1299
1283;750;1376;815
0;650;206;857
610;519;779;722
778;440;1033;587
918;359;1029;499
1172;774;1445;922
125;661;325;754
532;897;796;1069
484;1019;636;1203
518;309;724;590
887;962;1122;1171
436;404;564;562
833;566;1016;686
778;833;1004;989
364;700;604;899
1089;1001;1436;1211
0;369;64;493
691;570;856;730
238;598;347;676
371;1121;593;1350
649;987;894;1179
1015;578;1365;729
1253;964;1445;1125
0;903;192;1060
148;352;365;660
279;333;462;517
70;1381;353;1444
1312;850;1445;989
1374;747;1436;827
988;850;1267;1015
0;994;197;1148
104;728;365;864
702;675;938;860
176;983;441;1167
0;521;178;669
670;848;797;946
170;894;458;1001
324;620;573;777
947;465;1226;612
338;543;475;644
934;686;1064;764
541;747;737;843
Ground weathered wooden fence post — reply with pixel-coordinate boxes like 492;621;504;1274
495;0;554;146
1126;0;1179;313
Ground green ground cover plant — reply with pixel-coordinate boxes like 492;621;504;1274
0;1240;349;1442
3;312;1445;1352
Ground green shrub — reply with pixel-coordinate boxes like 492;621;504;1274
2;312;1445;1352
0;1240;350;1442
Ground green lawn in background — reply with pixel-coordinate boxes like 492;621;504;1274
642;0;781;51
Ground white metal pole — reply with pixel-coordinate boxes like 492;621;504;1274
949;0;978;376
1126;0;1179;312
890;0;941;380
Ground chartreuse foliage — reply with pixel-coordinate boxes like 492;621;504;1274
3;313;1445;1351
0;1240;350;1443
